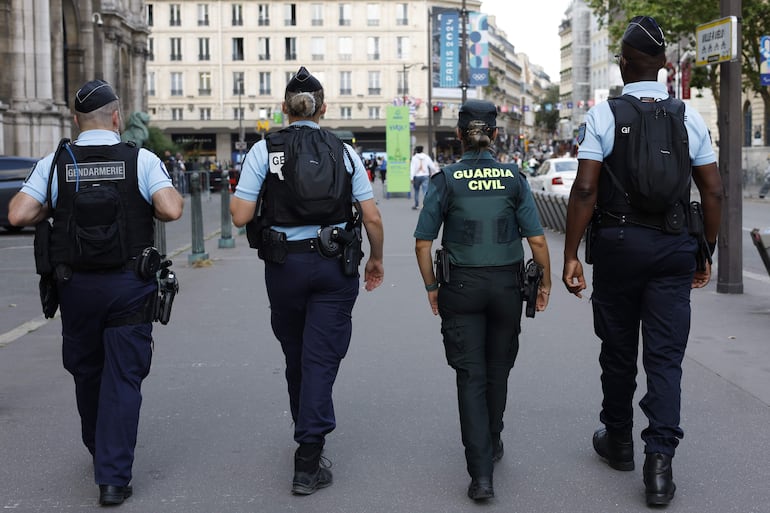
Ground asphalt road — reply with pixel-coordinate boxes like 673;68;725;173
1;182;769;512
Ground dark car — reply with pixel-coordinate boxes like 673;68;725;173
0;156;38;231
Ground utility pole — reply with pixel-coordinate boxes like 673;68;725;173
426;7;434;158
460;0;468;103
717;0;743;294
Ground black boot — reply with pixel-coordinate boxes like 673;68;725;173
592;428;634;471
292;442;332;495
491;434;504;463
467;476;494;500
643;453;676;506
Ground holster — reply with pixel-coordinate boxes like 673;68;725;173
34;220;59;318
434;248;450;285
689;201;711;272
258;228;288;264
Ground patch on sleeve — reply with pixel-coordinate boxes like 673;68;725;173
577;122;587;145
159;161;171;179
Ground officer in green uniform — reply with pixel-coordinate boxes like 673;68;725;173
414;99;552;501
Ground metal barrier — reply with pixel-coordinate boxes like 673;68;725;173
532;190;569;233
750;228;770;278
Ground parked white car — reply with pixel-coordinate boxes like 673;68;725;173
527;157;579;195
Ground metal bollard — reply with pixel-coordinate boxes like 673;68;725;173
218;169;235;248
188;171;210;264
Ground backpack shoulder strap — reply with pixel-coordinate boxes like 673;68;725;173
47;138;71;211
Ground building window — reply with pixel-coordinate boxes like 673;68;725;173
197;4;209;26
200;108;211;121
338;3;351;26
232;38;244;60
171;107;184;120
258;38;271;61
170;72;183;96
169;4;181;26
339;71;352;95
366;37;379;60
233;107;244;120
367;3;380;26
198;72;212;95
396;36;410;60
147;71;156;96
147;38;154;61
340;106;352;120
170;37;182;61
232;4;243;26
398;70;409;95
338;37;352;61
368;71;381;95
258;4;270;26
198;38;210;60
146;4;154;26
368;106;380;119
285;37;297;61
311;3;323;26
311;37;325;61
259;72;271;95
233;72;244;95
284;3;296;26
395;3;408;25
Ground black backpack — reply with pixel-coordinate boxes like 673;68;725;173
605;95;691;214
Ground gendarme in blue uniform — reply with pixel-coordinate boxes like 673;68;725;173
578;80;715;456
20;129;173;489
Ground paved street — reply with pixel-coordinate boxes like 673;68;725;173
1;183;770;512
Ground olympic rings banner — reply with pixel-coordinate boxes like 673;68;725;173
435;9;489;90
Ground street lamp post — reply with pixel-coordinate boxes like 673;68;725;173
237;78;244;169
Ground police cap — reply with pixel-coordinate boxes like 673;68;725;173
458;99;497;129
622;16;666;56
74;80;119;113
286;66;323;93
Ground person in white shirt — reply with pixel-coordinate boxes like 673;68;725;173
410;145;437;210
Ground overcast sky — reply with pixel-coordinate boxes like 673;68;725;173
481;0;572;80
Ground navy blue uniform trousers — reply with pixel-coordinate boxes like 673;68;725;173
591;225;696;456
59;270;156;486
438;266;521;478
265;252;359;444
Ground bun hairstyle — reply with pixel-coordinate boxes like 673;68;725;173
457;99;497;151
285;91;323;118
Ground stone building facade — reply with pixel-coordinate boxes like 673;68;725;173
0;0;150;157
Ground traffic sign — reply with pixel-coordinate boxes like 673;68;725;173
234;141;247;150
695;16;738;67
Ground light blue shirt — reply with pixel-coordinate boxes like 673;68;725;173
234;120;374;240
20;129;173;207
577;81;716;167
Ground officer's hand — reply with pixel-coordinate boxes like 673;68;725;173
562;258;587;298
692;261;711;289
536;288;550;312
427;289;438;315
364;259;384;291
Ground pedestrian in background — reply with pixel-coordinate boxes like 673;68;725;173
414;99;551;501
8;79;184;505
230;67;384;496
562;16;723;507
409;145;437;210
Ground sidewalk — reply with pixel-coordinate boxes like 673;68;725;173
1;188;769;512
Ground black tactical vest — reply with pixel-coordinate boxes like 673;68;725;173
50;143;154;270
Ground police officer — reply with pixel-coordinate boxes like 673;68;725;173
8;79;184;505
414;99;552;501
562;16;723;507
230;67;384;495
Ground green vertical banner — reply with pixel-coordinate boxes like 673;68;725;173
385;105;411;194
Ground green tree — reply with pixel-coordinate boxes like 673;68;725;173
535;84;561;136
144;126;178;157
585;1;770;143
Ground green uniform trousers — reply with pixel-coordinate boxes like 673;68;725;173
438;265;522;478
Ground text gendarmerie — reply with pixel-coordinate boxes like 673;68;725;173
65;161;126;182
453;167;514;191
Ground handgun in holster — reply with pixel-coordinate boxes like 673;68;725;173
434;248;450;285
520;259;543;318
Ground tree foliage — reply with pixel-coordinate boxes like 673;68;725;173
585;0;770;142
535;84;561;135
144;126;178;156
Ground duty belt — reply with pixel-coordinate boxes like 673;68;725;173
285;238;319;253
596;210;665;230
